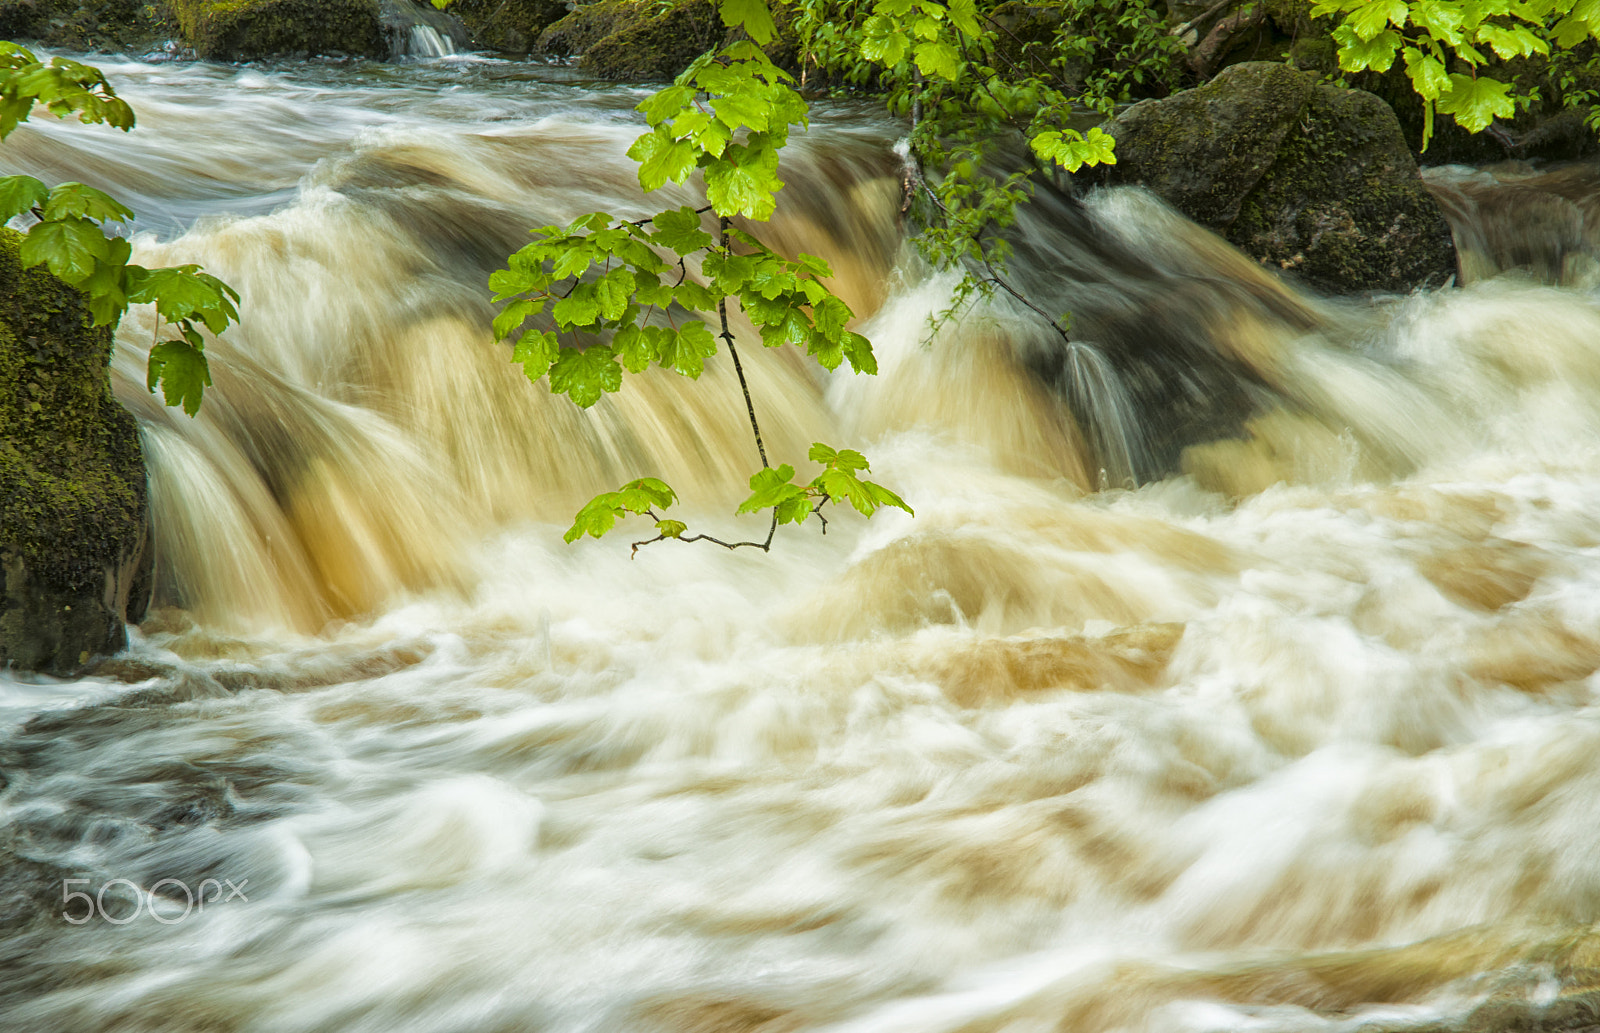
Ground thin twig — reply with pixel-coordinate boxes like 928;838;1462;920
718;215;769;469
631;511;778;556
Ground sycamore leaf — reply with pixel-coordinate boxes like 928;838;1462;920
1436;72;1515;131
41;181;133;223
126;265;239;333
0;175;47;222
658;319;718;378
1333;24;1403;71
913;40;960;80
493;298;540;341
1349;0;1409;39
1402;46;1451;99
705;155;780;220
717;0;777;44
548;345;622;407
513;329;559;381
146;338;210;416
628;130;698;192
652;206;715;254
19;216;109;284
737;463;808;514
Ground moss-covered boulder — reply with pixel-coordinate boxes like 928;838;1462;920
445;0;567;53
0;229;150;676
171;0;388;60
0;0;174;52
536;0;796;80
1100;61;1458;294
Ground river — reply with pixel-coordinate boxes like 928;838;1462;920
4;51;1600;1033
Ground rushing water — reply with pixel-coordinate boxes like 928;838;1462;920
6;52;1600;1033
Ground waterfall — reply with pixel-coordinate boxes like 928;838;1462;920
8;54;1600;1033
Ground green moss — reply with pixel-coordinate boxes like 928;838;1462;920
446;0;567;53
170;0;386;60
1227;83;1458;293
0;228;149;674
0;0;175;52
580;0;723;80
537;0;797;81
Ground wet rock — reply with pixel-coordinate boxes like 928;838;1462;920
1100;61;1459;294
447;0;567;54
537;0;796;80
0;0;174;52
0;228;151;676
170;0;388;60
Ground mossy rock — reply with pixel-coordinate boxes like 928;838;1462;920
1101;61;1458;294
0;228;151;676
170;0;387;60
538;0;797;81
536;0;647;57
444;0;566;53
0;0;175;52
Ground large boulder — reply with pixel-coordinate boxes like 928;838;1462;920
447;0;567;54
171;0;388;60
1100;61;1459;294
0;0;172;52
0;229;150;676
537;0;797;80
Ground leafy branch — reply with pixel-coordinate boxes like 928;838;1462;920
486;19;910;552
0;42;237;415
1311;0;1600;148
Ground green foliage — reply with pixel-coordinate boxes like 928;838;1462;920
0;42;239;415
791;0;1160;335
486;10;908;552
1312;0;1600;146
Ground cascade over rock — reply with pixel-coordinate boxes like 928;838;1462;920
1100;61;1459;294
0;229;150;675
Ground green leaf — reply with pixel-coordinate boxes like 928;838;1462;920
618;476;676;510
594;267;637;321
19;216;109;284
41;181;134;223
1349;0;1409;39
1437;72;1516;131
717;0;777;44
0;175;47;223
1333;24;1403;71
125;266;239;333
548;345;622;407
553;283;601;328
913;40;960;80
565;492;623;542
1402;46;1451;100
493;298;540;340
704;148;781;220
628;130;698;192
652;206;715;254
737;463;808;514
656;519;688;539
513;329;560;381
658;319;718;377
146;338;210;416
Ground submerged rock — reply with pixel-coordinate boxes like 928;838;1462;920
0;229;150;676
170;0;388;60
1101;61;1459;294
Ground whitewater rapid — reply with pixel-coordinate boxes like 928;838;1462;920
4;53;1600;1033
